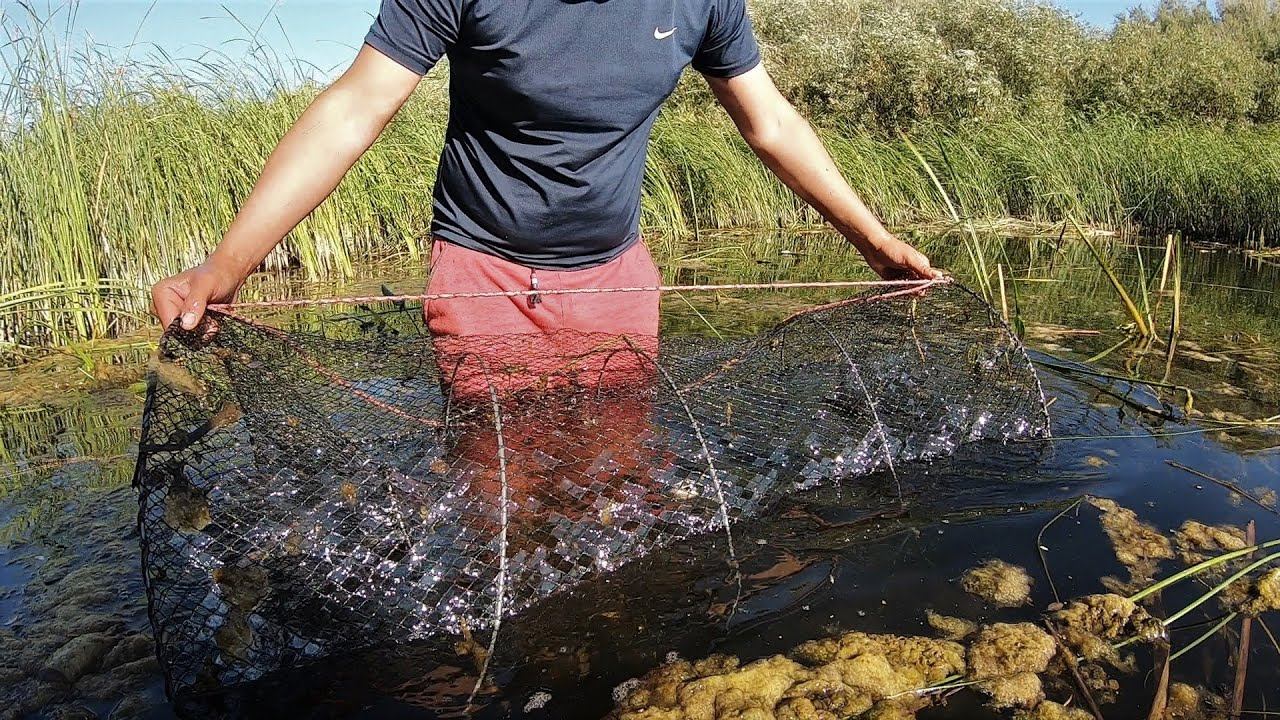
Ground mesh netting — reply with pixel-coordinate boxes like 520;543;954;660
132;282;1049;700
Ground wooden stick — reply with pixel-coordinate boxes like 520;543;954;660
1166;461;1279;517
1231;521;1257;719
1044;620;1105;720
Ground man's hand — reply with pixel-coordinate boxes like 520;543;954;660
149;44;421;333
854;231;942;281
151;260;243;331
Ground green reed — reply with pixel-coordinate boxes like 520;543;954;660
4;11;1280;347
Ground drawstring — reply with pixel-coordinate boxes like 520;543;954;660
528;269;542;308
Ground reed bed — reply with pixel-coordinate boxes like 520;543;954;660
4;0;1280;347
7;89;1280;349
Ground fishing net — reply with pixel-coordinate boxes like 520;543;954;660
132;281;1050;700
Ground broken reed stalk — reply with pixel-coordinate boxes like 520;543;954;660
1231;521;1257;719
1070;216;1152;338
1166;461;1280;517
1162;236;1182;383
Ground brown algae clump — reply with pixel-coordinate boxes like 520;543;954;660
1173;521;1247;565
1163;682;1228;719
1016;700;1094;720
164;474;211;533
1050;594;1162;668
925;610;977;641
1088;497;1173;582
613;654;809;720
1236;567;1280;616
980;672;1044;709
213;563;270;611
961;560;1033;607
614;633;966;719
967;623;1055;710
793;631;966;688
967;623;1056;680
1254;487;1278;508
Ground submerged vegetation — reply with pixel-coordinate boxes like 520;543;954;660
3;0;1280;346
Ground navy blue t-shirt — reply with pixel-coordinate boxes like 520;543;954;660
365;0;761;269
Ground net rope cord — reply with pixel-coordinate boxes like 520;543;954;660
133;279;1051;701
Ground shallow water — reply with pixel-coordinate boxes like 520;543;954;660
1;233;1278;719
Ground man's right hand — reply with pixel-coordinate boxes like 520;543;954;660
151;260;243;331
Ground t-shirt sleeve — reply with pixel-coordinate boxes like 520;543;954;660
692;0;762;79
364;0;465;75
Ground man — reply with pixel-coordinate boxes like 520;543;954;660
152;0;940;356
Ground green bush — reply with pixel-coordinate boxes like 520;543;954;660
675;0;1280;131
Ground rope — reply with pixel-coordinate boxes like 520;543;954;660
208;278;950;311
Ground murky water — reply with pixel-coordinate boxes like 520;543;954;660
1;233;1277;719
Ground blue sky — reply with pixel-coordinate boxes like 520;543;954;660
13;0;1138;81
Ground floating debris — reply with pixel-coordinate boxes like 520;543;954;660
1162;682;1228;719
523;691;552;713
925;610;977;641
1050;594;1163;668
1173;521;1247;566
1236;567;1280;616
1088;497;1173;587
1016;700;1094;720
961;559;1033;607
212;564;270;612
163;474;211;533
209;401;243;430
149;356;207;397
967;623;1056;680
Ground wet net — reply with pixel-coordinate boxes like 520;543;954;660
132;281;1050;700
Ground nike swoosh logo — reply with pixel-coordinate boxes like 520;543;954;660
654;26;677;40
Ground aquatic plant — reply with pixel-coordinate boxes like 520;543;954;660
961;559;1034;607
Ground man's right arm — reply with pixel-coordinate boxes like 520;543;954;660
152;45;423;330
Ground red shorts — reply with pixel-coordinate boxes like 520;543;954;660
424;238;661;398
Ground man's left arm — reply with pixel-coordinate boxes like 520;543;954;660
706;65;941;280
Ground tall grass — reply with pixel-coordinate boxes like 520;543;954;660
4;0;1280;347
6;88;1280;347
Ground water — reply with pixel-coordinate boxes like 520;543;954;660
1;233;1277;719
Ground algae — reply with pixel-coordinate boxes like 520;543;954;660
1173;521;1247;566
960;560;1033;607
614;633;967;720
1049;594;1162;667
1088;497;1173;587
978;671;1044;709
1162;682;1228;720
212;563;269;612
1236;567;1280;616
967;623;1056;680
925;610;977;641
162;475;210;533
